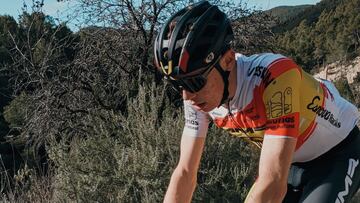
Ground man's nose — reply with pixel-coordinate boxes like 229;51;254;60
182;89;196;101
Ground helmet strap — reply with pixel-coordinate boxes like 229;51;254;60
214;62;230;107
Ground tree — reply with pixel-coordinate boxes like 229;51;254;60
276;0;360;70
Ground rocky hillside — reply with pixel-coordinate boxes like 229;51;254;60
314;57;360;84
314;57;360;118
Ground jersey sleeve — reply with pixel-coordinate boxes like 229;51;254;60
263;59;302;139
182;100;210;137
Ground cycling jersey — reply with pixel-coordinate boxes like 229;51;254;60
183;53;360;163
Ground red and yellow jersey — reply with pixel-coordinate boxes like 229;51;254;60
183;53;360;162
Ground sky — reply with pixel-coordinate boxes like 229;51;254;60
0;0;71;19
244;0;322;10
0;0;322;30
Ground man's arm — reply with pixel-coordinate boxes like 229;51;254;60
245;137;297;203
246;58;302;202
163;134;206;203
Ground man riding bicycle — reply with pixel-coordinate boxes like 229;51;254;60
154;1;360;202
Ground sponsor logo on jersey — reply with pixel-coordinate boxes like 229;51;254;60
205;52;215;63
307;96;341;128
266;116;296;130
265;87;293;119
185;119;199;126
187;108;197;120
185;107;199;127
267;116;295;124
247;66;274;87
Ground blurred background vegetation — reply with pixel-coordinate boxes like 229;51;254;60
0;0;359;202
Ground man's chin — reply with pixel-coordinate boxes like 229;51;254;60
199;104;217;113
192;101;218;112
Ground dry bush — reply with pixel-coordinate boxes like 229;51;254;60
45;83;258;202
0;164;54;203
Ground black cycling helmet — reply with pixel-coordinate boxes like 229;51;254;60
154;1;234;104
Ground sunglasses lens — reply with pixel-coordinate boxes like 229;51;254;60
166;76;206;93
165;65;215;93
181;76;206;92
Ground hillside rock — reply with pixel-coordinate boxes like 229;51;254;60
314;57;360;84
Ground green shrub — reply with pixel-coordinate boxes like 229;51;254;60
194;126;258;202
47;83;258;202
350;73;360;108
3;92;32;129
333;77;356;104
47;84;182;202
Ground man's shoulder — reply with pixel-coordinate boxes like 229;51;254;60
236;53;287;67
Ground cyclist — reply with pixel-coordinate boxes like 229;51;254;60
154;1;360;202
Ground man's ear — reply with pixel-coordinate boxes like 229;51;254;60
219;49;235;71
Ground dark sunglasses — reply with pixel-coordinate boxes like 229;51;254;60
165;63;215;93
